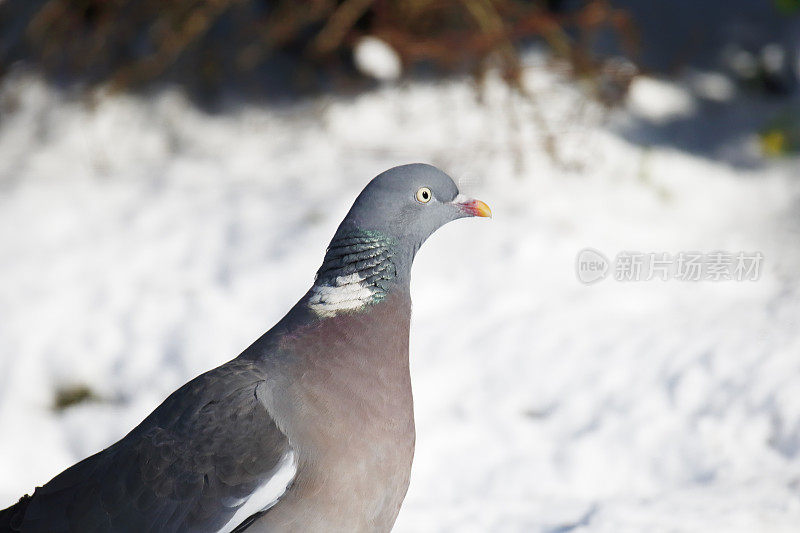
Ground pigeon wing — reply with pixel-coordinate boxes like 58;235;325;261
16;358;295;533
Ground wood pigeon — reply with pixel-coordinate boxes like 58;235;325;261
0;163;491;532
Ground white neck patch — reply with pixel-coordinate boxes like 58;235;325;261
308;272;381;318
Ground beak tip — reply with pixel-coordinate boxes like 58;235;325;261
460;198;492;218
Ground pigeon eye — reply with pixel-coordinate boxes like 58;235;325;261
415;187;432;203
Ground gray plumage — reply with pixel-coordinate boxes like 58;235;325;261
0;163;490;533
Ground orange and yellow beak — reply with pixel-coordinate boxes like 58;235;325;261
455;197;492;218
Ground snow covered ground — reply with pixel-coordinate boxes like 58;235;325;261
1;59;799;531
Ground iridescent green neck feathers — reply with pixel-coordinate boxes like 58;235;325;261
308;231;398;318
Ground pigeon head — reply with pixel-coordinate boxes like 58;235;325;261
334;163;491;254
309;164;490;318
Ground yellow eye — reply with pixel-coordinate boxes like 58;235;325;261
415;187;432;203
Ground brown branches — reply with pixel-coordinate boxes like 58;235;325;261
5;0;638;104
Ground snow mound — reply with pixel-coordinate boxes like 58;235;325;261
0;65;799;531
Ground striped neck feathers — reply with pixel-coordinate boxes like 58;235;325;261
308;230;399;318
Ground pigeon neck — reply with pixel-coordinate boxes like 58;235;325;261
307;230;410;318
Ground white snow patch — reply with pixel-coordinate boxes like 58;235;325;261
761;43;786;74
627;76;697;122
686;70;737;102
353;36;402;81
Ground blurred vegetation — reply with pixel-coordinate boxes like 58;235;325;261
775;0;800;15
0;0;638;104
760;111;800;157
53;383;100;411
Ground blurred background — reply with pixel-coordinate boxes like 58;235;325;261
1;1;800;531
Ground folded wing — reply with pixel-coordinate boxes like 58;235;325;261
14;358;295;533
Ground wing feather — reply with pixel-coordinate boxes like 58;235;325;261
12;358;295;533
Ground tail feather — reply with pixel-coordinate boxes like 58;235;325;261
0;494;31;532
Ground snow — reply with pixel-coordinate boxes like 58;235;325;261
685;70;737;103
627;77;697;122
354;36;403;81
1;63;799;532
